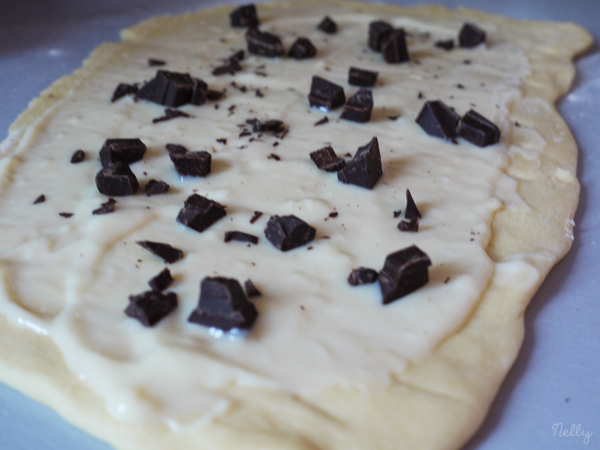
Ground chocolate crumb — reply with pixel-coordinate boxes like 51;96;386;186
264;215;316;251
136;240;184;264
125;290;178;327
328;211;338;218
59;212;73;218
255;89;264;97
92;200;116;215
268;153;281;161
457;84;465;89
272;142;279;147
388;115;400;121
435;40;454;51
249;211;263;224
148;58;166;67
224;231;259;244
70;149;85;163
444;277;450;284
314;116;329;126
145;179;170;196
378;245;432;304
149;268;173;292
398;217;419;232
216;138;227;144
393;210;402;218
244;279;262;298
317;16;337;34
33;194;46;204
418;92;424;99
348;267;378;286
463;59;472;65
152;108;193;123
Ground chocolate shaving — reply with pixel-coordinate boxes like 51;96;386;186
148;268;173;292
148;59;166;66
249;211;263;224
136;241;184;264
188;277;258;331
348;67;378;87
95;162;139;196
382;29;410;63
230;4;259;28
415;100;460;141
152;108;193;123
317;16;337;34
99;138;146;169
244;279;262;298
92;199;116;215
337;137;382;189
340;88;373;123
348;267;378;286
145;179;170;196
310;146;345;172
224;231;259;244
288;37;317;59
308;76;345;111
111;83;139;102
255;89;264;97
125;290;178;327
176;194;226;233
388;115;400;121
264;215;316;251
368;21;394;52
459;23;486;48
456;109;501;147
216;138;227;144
378;245;432;304
59;212;73;218
70;149;85;163
268;153;281;161
245;28;284;58
435;40;454;51
314;116;329;126
33;194;46;204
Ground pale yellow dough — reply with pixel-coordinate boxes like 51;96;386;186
0;2;592;450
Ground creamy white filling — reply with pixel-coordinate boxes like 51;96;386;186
0;8;530;428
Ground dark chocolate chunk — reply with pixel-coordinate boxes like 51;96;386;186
288;37;317;60
70;149;85;163
435;39;454;51
308;76;345;111
317;16;337;34
206;89;225;101
190;78;208;106
188;277;258;331
152;108;193;123
459;23;486;48
378;245;432;304
348;67;378;87
249;211;263;224
340;88;373;123
176;194;226;233
456;109;501;147
310;146;345;172
148;268;173;292
59;212;73;218
245;28;284;58
369;21;394;52
230;4;259;28
415;100;460;141
337;137;382;189
33;194;46;204
136;240;183;263
348;267;378;286
165;143;189;154
170;150;211;177
95;162;139;196
125;290;178;327
99;138;146;169
244;279;261;298
145;179;170;196
224;231;259;244
382;29;410;63
314;116;329;126
92;199;116;215
405;189;421;219
111;83;138;102
398;217;419;232
136;70;194;107
264;215;316;251
148;59;166;66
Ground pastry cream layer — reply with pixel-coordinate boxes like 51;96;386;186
0;4;531;428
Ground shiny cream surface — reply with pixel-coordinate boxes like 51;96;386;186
0;7;530;428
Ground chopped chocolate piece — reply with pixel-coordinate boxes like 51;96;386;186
136;240;184;264
59;212;73;218
348;67;378;87
148;268;173;292
459;23;486;48
457;109;501;147
239;130;252;138
245;28;284;58
145;179;170;196
369;21;394;52
378;245;432;304
393;210;402;218
33;194;46;204
388;115;400;121
216;138;227;144
314;116;329;126
249;211;263;224
224;231;259;244
264;215;316;251
92;200;115;215
435;39;454;50
255;89;264;97
70;149;85;163
340;88;373;123
310;146;345;172
317;16;337;34
95;162;139;196
136;70;195;107
212;57;242;76
398;217;419;232
382;29;410;63
176;194;226;233
148;59;166;67
244;279;261;298
170;150;211;177
348;267;378;286
308;76;345;111
99;138;146;169
457;83;465;89
415;100;460;141
111;83;138;102
207;89;225;101
165;143;189;154
328;211;338;218
288;37;317;59
125;290;178;327
152;108;193;123
405;189;421;219
230;4;259;28
190;78;208;106
337;137;382;189
268;153;281;161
